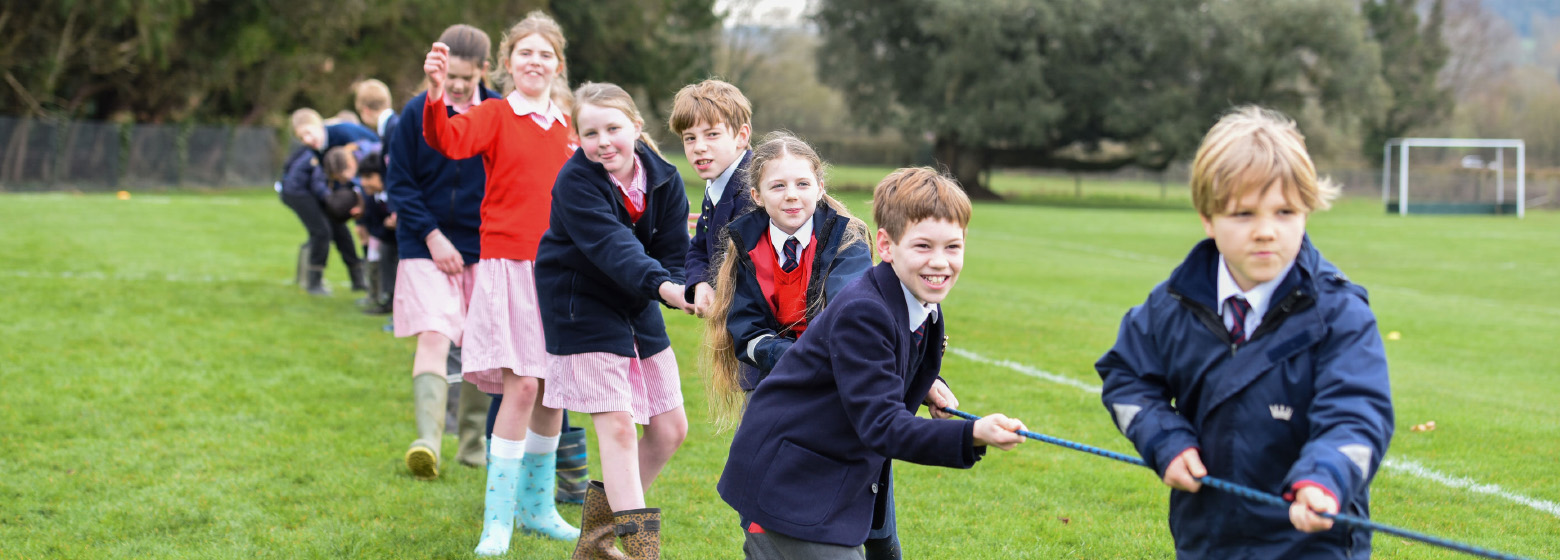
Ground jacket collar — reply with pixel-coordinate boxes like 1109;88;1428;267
1168;234;1320;311
571;141;680;192
866;261;912;334
729;201;842;252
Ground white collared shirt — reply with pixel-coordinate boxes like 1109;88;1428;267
1216;255;1295;337
768;217;815;263
705;151;749;205
506;91;566;130
900;282;940;335
376;109;395;138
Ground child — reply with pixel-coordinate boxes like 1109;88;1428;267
354;78;400;141
278;144;338;295
535;82;692;560
718;167;1026;558
1095;106;1393;559
703;133;914;559
286;109;376;293
388;23;500;482
670;79;754;316
701;131;873;414
355;151;397;314
420;11;578;555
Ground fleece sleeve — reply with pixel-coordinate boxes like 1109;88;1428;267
385;99;436;243
551;166;673;301
1096;300;1201;477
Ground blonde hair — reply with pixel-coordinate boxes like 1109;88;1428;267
572;82;661;155
289;108;323;130
494;11;568;95
550;75;575;113
872;167;972;242
668;79;753;140
353;79;392;113
1191;106;1339;217
701;132;870;429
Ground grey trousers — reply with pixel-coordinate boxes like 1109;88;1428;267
744;529;865;560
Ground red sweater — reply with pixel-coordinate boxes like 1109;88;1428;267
749;230;817;334
423;95;575;260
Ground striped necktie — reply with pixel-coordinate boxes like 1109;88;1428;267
781;237;799;272
1227;296;1251;344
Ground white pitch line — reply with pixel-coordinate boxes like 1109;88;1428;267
946;346;1560;519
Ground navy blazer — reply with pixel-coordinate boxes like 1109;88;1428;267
723;203;872;389
387;87;499;263
535;142;690;358
1097;237;1393;559
685;151;754;301
719;262;982;547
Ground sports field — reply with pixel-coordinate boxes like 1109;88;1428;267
1;183;1556;559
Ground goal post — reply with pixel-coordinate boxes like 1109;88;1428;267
1381;138;1526;218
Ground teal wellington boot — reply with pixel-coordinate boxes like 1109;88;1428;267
516;451;580;540
473;456;521;556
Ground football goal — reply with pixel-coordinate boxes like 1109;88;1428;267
1381;138;1526;218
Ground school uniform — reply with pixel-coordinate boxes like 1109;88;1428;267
1097;236;1393;560
326;122;379;150
279;145;359;271
719;262;984;549
722;203;872;389
385;87;499;345
535;141;691;423
685;151;754;301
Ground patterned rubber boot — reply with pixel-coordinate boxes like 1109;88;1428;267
404;373;447;479
516;451;581;540
570;481;620;560
614;508;661;560
473;456;521;556
555;426;589;504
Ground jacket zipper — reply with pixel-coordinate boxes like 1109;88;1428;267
1169;287;1314;357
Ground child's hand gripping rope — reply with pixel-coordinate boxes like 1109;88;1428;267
937;406;1537;560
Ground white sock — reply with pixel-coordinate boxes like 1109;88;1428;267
524;429;560;455
491;436;526;460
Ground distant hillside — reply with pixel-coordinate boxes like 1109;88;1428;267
1483;0;1560;36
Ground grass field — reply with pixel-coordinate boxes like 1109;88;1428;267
1;183;1557;559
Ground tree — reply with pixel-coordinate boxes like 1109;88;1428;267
814;0;1386;198
554;0;720;128
1362;0;1454;159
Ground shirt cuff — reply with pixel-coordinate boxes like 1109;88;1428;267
1284;480;1337;503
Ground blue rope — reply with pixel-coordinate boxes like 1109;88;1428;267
942;407;1535;560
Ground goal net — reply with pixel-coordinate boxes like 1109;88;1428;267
1381;138;1527;217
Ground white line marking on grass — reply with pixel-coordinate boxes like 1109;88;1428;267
1382;458;1560;519
947;347;1101;394
947;347;1560;519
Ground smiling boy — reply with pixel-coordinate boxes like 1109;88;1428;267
718;167;1026;559
1096;107;1393;559
669;80;754;316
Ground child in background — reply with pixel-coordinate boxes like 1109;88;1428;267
355;78;400;141
421;11;578;555
535;82;692;560
671;79;754;317
388;23;500;482
287;109;376;294
356;152;396;314
718;167;1024;559
1097;106;1393;559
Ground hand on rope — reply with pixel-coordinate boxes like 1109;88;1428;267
937;406;1535;560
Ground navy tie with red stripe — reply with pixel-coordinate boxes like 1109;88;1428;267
1227;296;1251;344
782;237;799;272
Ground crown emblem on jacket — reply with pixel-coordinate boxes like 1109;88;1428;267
1269;404;1293;421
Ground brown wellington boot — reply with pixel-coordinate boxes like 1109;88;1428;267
571;481;623;560
614;508;661;560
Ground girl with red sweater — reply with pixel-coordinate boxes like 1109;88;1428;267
420;11;578;556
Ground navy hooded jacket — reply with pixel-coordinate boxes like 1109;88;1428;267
279;146;328;200
535;142;690;358
722;202;872;389
685;151;754;301
1097;236;1393;559
719;262;982;547
387;87;499;264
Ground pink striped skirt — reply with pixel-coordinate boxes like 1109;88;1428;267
460;258;551;394
392;258;480;344
544;348;682;425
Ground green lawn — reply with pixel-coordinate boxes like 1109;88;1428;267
1;186;1557;559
